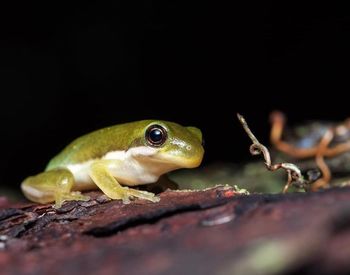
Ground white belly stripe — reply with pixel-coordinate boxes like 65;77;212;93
66;147;160;186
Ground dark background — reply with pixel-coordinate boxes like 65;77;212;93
0;2;349;188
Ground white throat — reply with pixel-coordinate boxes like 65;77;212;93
67;146;176;186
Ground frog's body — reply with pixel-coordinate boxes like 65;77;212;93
21;120;204;208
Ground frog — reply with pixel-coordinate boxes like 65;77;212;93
21;120;204;208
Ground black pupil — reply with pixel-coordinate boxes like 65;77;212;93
149;128;163;143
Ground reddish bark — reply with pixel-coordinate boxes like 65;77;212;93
1;186;350;275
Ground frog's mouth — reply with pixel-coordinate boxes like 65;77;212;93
139;151;204;169
157;154;203;168
128;145;204;169
133;155;202;180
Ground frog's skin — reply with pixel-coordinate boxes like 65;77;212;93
21;120;204;208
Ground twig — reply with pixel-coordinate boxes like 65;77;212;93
237;113;307;193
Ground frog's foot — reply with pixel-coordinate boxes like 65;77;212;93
21;168;90;208
89;161;160;204
54;191;90;209
94;185;159;204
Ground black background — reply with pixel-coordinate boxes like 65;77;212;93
1;2;349;188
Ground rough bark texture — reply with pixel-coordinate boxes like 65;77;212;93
1;186;350;275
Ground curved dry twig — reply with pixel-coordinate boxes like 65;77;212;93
237;113;307;193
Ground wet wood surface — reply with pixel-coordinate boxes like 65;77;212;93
1;186;350;275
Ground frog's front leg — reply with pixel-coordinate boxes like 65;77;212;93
89;160;160;204
21;168;90;208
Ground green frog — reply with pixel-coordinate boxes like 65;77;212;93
21;120;204;208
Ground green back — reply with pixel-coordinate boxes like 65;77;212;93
46;120;152;170
46;120;203;170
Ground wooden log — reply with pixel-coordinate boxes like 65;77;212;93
1;186;350;275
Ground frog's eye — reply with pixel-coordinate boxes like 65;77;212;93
145;124;167;147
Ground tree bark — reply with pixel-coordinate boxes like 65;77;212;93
1;186;350;275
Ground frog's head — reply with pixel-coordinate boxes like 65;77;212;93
128;120;204;171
